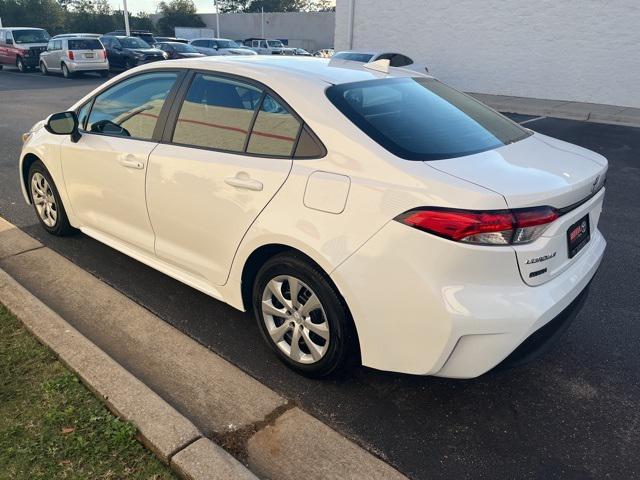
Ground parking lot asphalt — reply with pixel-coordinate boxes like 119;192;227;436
1;69;639;479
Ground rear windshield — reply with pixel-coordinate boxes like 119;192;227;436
68;39;102;50
333;52;374;63
326;77;530;161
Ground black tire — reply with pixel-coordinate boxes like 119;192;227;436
252;253;360;377
124;58;135;70
16;56;26;72
28;160;75;236
40;61;48;75
62;63;73;79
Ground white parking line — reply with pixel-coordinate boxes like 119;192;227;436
519;116;546;125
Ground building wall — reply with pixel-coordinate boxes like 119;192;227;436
196;11;335;52
335;0;640;108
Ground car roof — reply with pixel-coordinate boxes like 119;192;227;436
2;27;47;31
138;55;427;86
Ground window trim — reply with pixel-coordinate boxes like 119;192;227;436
78;68;188;143
161;68;326;160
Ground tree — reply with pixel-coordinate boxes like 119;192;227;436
245;0;305;12
157;0;204;35
217;0;251;13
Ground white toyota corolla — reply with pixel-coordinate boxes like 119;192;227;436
19;56;607;378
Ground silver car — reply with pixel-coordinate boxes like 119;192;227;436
190;38;257;56
39;36;109;78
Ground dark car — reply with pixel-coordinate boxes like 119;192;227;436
100;35;166;70
156;41;205;59
105;30;156;46
154;36;189;44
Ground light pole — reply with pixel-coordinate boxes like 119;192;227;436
122;0;131;36
214;0;220;37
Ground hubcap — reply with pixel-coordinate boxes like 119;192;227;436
261;275;330;364
30;173;57;227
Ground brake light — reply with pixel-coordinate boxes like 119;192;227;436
68;50;75;60
395;206;559;245
101;49;106;59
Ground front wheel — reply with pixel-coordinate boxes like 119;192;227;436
28;161;74;236
253;253;359;377
99;70;109;78
40;61;48;75
16;57;26;72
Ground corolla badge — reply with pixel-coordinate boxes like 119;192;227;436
525;252;557;264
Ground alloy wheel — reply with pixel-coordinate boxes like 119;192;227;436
30;172;58;227
17;57;25;72
261;275;330;364
40;62;48;75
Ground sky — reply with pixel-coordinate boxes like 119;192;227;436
108;0;335;15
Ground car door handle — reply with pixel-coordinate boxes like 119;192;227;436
119;156;144;170
224;173;263;191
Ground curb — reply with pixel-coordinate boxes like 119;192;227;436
469;93;640;128
0;216;409;480
0;266;258;480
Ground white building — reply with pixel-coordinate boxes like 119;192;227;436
335;0;640;108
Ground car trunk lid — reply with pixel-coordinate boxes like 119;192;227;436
427;133;608;285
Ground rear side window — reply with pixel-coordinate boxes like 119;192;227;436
247;95;301;157
326;77;530;161
172;73;262;152
87;72;178;140
68;39;102;50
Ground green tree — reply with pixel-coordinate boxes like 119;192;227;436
245;0;305;12
156;0;204;35
0;0;66;33
216;0;251;12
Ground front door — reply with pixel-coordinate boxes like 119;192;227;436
146;72;301;285
61;70;180;253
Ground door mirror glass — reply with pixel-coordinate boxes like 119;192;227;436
46;111;78;135
6;38;13;45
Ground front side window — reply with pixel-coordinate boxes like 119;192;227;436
191;40;204;47
53;40;62;50
326;77;530;161
173;74;262;152
87;72;178;140
247;95;301;157
47;40;55;51
267;40;283;48
12;29;50;44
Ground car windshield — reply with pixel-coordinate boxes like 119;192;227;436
68;39;102;50
120;37;150;49
267;40;283;48
217;40;239;48
326;77;531;161
333;52;374;63
172;43;198;52
12;29;50;44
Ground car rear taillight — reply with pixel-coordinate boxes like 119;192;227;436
100;49;106;59
68;51;75;60
395;206;559;245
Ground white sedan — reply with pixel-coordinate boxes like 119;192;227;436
19;56;607;378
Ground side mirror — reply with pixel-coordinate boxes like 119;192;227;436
6;38;13;45
46;111;81;143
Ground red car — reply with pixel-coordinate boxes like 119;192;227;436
0;27;50;72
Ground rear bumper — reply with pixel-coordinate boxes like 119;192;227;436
67;61;109;72
331;220;606;377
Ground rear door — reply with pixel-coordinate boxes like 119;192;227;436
146;71;300;285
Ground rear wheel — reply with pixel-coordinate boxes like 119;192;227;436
253;253;359;377
61;63;73;78
39;61;48;75
16;57;26;72
28;161;74;236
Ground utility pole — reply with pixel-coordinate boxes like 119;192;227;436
261;7;264;38
123;0;131;36
214;0;220;37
